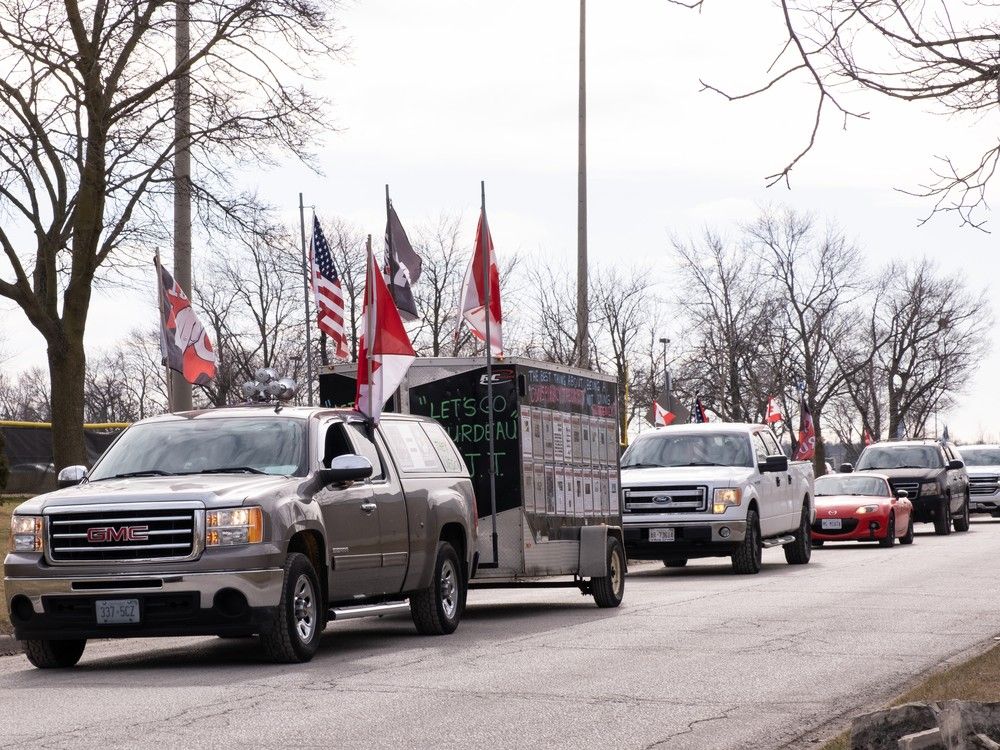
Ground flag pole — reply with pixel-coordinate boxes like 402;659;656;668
481;180;499;567
365;234;374;420
153;249;174;413
299;193;315;406
385;184;400;414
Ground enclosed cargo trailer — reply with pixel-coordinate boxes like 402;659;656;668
319;357;626;606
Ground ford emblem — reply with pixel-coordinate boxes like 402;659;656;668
653;495;672;504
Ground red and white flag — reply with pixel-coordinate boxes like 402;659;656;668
155;255;216;385
863;429;873;446
311;216;350;360
765;396;783;425
458;208;502;357
653;401;675;427
794;401;816;461
355;244;416;423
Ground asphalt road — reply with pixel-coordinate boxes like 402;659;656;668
2;519;1000;750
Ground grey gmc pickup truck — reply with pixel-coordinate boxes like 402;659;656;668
4;406;478;668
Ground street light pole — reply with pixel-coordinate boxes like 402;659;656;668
576;0;589;369
171;0;192;412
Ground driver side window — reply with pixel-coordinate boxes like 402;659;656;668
751;432;769;462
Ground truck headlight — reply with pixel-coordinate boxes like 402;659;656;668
713;488;742;514
10;515;44;553
206;507;263;546
920;482;938;496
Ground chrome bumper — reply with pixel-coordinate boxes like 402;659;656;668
623;518;748;542
5;568;284;614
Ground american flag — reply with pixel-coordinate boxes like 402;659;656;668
311;216;350;360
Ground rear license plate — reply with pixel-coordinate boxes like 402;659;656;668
821;519;843;530
649;528;675;542
95;599;140;624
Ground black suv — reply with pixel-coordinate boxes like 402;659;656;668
841;440;970;535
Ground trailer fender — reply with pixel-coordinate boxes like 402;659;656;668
579;525;609;578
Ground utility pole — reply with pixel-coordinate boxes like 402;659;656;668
576;0;589;369
171;0;193;412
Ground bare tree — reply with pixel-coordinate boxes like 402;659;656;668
0;366;51;421
523;261;582;366
671;1;1000;227
0;0;342;468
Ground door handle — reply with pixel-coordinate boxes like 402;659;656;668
360;502;377;514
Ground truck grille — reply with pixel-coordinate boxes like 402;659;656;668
969;476;999;496
889;481;920;499
47;508;200;563
623;485;707;513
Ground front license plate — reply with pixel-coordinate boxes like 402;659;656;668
95;599;140;625
821;519;843;530
649;528;675;542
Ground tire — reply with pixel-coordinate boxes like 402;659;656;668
410;541;465;635
592;536;626;608
732;509;763;574
260;552;323;663
24;639;86;669
662;558;688;568
879;512;896;548
900;516;915;545
933;497;952;536
783;502;812;565
953;494;971;532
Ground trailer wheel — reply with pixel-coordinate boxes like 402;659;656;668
410;541;465;635
591;537;625;608
24;639;86;669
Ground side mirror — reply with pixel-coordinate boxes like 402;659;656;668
895;489;909;499
317;454;373;487
839;463;854;474
948;459;964;471
57;465;88;488
758;454;789;473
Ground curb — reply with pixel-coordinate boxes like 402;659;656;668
0;635;22;656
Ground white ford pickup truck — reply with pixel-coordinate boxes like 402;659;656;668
620;423;815;574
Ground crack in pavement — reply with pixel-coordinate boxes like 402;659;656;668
640;705;739;749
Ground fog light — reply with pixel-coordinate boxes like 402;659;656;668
719;526;731;539
869;521;879;531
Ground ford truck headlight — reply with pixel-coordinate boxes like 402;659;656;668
920;482;938;496
10;515;44;553
713;488;742;514
206;507;263;546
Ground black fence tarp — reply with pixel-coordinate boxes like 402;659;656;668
0;423;124;493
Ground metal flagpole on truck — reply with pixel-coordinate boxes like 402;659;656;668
385;184;400;414
481;180;499;568
366;234;374;418
299;193;315;406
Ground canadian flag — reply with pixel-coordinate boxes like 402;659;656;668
355;244;416;423
653;401;675;427
794;400;816;461
765;396;783;424
863;429;873;446
458;208;503;357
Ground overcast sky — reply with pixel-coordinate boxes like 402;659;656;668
2;1;997;439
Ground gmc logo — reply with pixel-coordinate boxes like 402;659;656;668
86;525;150;543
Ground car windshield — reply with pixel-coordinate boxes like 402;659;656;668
815;476;889;497
621;433;753;469
88;417;307;480
856;446;943;470
958;448;1000;467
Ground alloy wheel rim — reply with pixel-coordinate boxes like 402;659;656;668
293;574;316;642
439;559;458;619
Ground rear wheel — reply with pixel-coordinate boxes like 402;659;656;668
410;541;465;635
783;502;812;565
24;639;87;669
933;498;953;536
592;537;626;608
732;509;762;574
879;513;896;547
662;558;688;568
900;516;915;545
953;494;971;532
260;552;323;663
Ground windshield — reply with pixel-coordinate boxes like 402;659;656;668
621;433;753;469
815;475;889;497
958;448;1000;467
88;417;307;480
856;445;943;470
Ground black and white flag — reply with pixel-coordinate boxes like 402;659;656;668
385;203;421;321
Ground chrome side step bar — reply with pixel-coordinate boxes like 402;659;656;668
327;602;409;621
761;535;796;548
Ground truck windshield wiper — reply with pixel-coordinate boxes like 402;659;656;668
199;466;267;475
621;463;664;469
100;470;175;480
679;462;728;467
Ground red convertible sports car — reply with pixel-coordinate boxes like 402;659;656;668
811;472;915;547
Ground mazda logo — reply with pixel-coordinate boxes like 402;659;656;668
827;510;837;516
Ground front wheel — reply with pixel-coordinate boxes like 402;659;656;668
260;552;323;663
879;513;896;548
953;495;971;532
592;537;626;608
24;639;86;669
900;516;915;545
732;509;763;574
410;541;465;635
783;502;812;565
933;498;953;536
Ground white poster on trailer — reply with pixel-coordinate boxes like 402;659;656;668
522;460;536;513
520;410;533;458
531;407;544;460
